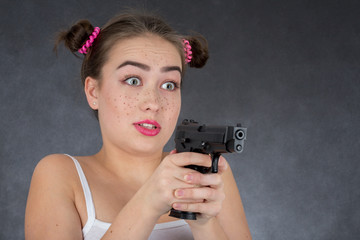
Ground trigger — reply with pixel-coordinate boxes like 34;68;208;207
211;153;221;173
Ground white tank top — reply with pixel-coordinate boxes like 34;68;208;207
66;154;194;240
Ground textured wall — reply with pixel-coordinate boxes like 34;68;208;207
0;0;359;239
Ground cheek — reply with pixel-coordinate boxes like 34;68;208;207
109;94;141;120
161;94;181;121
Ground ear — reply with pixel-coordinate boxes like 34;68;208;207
84;77;99;110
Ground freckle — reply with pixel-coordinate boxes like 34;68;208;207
114;98;117;102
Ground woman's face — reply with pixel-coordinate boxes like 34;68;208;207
90;34;182;155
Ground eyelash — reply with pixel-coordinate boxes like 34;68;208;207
122;75;180;90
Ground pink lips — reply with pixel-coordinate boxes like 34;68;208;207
133;119;161;136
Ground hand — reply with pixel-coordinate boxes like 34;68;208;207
171;155;228;226
137;150;215;218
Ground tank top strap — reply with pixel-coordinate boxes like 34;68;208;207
65;154;96;228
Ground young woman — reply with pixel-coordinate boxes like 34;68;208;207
25;11;251;240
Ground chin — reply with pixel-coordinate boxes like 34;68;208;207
132;145;164;156
128;136;168;155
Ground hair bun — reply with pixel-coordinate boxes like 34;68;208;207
54;19;94;53
186;34;209;68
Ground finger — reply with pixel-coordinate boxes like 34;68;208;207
171;167;200;187
169;149;177;155
182;172;223;188
170;152;212;168
172;201;222;217
216;156;228;174
174;187;224;202
171;197;204;204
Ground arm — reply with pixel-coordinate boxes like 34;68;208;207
100;187;160;239
25;155;162;240
216;162;252;239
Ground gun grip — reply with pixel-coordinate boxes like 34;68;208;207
169;153;221;220
211;153;221;173
169;208;197;220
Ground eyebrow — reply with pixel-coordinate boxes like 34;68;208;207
117;61;182;75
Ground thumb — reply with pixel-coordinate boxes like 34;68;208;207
169;149;177;155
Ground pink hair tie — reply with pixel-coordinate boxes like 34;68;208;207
78;27;101;54
182;39;192;64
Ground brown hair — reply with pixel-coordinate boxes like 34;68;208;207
54;10;209;116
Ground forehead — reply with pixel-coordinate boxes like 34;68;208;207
107;34;182;68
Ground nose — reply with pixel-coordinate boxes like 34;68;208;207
140;88;161;113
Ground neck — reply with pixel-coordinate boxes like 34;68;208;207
94;144;165;187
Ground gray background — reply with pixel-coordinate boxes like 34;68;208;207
1;0;359;239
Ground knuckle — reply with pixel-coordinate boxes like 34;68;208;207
193;203;201;213
214;174;222;185
163;155;173;165
181;152;192;162
210;202;222;216
159;178;171;189
216;201;223;211
185;188;193;198
209;191;216;200
181;203;189;211
159;163;172;174
196;172;204;184
205;155;212;167
187;152;211;166
205;188;214;199
214;189;222;200
190;153;200;165
169;153;183;166
163;191;173;203
219;192;226;201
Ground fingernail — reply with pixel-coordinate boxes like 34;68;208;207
173;203;181;209
175;189;184;197
184;174;193;182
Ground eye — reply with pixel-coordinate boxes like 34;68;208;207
124;77;141;86
161;82;178;91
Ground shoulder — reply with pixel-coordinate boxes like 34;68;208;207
27;153;80;206
25;154;83;239
33;154;78;188
35;153;75;170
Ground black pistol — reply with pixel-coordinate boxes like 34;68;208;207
169;119;247;220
